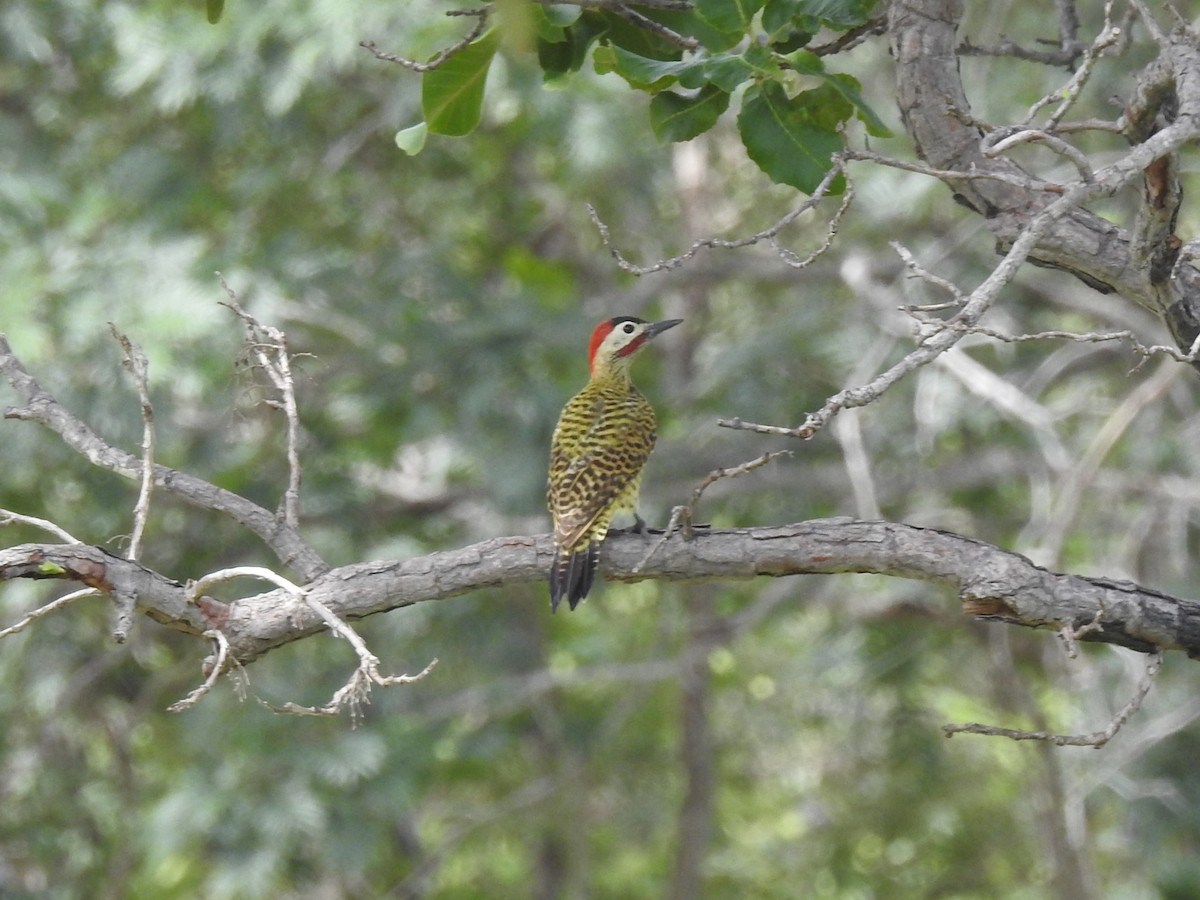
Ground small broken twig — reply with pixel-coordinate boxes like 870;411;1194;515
179;565;437;718
633;451;791;573
109;325;155;560
587;163;849;275
359;10;488;73
943;651;1163;748
0;588;97;641
217;276;305;529
168;629;238;712
0;509;83;544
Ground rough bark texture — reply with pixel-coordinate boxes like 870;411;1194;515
0;333;327;581
8;7;1200;682
889;0;1200;351
5;518;1200;665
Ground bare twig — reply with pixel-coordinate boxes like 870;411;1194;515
840;148;1065;193
683;452;791;527
109;326;155;560
532;0;694;8
611;4;699;50
892;241;967;305
359;11;488;73
943;652;1163;747
1126;0;1165;45
260;657;439;722
981;129;1095;182
0;508;83;544
217;276;304;530
773;180;855;269
1055;0;1080;49
183;564;437;717
1;332;327;579
958;39;1083;68
1053;117;1126;134
1033;358;1182;565
809;14;888;56
186;564;305;603
633;452;790;573
721;94;1200;442
0;587;97;641
1026;2;1122;128
167;629;238;712
1057;609;1105;659
588;163;849;275
962;325;1200;367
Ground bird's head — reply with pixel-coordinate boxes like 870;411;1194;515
587;316;683;375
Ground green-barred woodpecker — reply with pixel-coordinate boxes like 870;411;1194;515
546;315;682;611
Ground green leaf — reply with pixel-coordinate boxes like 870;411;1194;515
650;85;730;142
588;10;683;61
530;5;568;43
654;9;744;53
782;47;823;75
762;0;873;36
538;37;571;77
769;28;816;53
780;50;891;136
798;0;876;27
595;45;706;91
206;0;225;25
798;81;852;131
593;44;618;76
538;14;608;78
394;123;428;156
762;0;806;36
37;560;67;576
704;45;780;92
539;3;582;30
696;0;767;34
738;81;844;193
818;72;891;137
421;30;499;137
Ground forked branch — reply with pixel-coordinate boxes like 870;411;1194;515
0;332;327;580
5;519;1200;668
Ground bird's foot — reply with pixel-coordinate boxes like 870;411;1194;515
610;513;649;536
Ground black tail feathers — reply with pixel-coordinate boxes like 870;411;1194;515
549;542;599;612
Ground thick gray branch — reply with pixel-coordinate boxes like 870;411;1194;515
888;0;1200;352
0;333;328;581
4;519;1199;665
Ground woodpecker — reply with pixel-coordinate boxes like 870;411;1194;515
547;315;682;611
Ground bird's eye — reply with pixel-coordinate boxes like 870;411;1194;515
622;323;636;334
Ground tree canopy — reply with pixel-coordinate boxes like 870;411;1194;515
4;0;1200;897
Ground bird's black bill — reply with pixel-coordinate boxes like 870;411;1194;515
644;318;683;339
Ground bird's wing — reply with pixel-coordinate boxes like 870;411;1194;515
547;392;656;550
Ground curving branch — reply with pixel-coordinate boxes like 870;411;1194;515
0;333;328;581
888;0;1200;354
4;519;1200;667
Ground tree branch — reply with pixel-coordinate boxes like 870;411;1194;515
218;281;305;530
109;326;155;561
5;519;1200;667
888;0;1200;352
944;652;1164;747
0;332;328;581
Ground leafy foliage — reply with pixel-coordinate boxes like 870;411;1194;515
423;30;499;136
2;0;1200;898
397;0;888;193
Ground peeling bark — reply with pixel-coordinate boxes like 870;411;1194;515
5;518;1200;665
888;0;1200;352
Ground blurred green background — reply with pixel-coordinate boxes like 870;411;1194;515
2;1;1200;897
